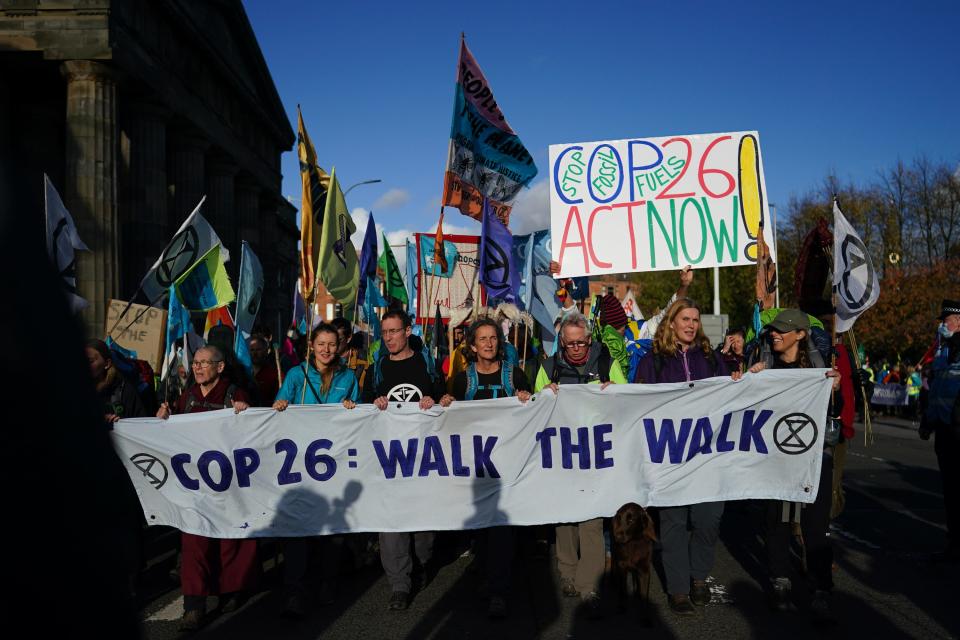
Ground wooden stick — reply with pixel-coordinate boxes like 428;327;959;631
846;328;874;446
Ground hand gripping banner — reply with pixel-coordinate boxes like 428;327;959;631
112;370;831;539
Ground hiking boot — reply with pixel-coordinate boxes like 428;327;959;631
810;590;838;625
668;594;696;616
560;577;579;598
487;595;508;619
582;591;602;619
691;580;710;606
770;577;793;612
219;592;245;614
281;590;304;618
179;608;203;631
388;590;409;611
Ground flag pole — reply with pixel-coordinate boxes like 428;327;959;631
111;289;169;340
234;241;247;355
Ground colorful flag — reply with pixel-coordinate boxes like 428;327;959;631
479;198;520;304
434;211;449;273
381;232;408;304
44;174;89;313
297;107;331;302
357;212;378;308
406;239;419;319
140;196;228;303
317;168;359;320
418;235;458;277
174;244;235;312
161;285;192;381
234;241;264;357
441;36;538;226
512;232;535;311
204;305;235;339
292;280;306;335
364;277;387;341
833;200;879;332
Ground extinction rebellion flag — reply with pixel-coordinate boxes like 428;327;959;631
833;200;880;332
441;36;538;226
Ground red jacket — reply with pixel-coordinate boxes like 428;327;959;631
174;377;249;414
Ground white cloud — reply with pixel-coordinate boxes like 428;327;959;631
507;179;550;235
372;188;411;210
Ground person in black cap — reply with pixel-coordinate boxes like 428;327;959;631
919;298;960;563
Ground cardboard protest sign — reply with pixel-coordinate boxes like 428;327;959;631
416;233;484;321
105;299;167;370
549;131;775;277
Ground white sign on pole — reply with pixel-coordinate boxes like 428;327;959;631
549;131;775;277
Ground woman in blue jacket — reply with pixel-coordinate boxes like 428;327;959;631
272;323;360;617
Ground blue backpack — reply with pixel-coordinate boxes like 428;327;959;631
464;362;516;400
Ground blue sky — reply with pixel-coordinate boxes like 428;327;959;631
244;0;959;257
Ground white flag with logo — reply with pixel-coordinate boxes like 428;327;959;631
833;201;879;332
140;196;230;303
621;289;643;321
44;174;89;314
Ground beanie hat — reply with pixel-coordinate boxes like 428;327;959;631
600;293;628;330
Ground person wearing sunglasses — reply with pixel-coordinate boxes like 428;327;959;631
532;312;626;618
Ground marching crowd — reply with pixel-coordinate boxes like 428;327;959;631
87;277;960;631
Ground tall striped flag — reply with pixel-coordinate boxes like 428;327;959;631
441;35;538;226
297;106;331;302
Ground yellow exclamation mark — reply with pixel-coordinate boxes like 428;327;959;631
738;134;764;261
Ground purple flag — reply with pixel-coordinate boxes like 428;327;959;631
479;198;520;304
357;212;378;307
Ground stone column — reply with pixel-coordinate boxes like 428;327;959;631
206;156;237;278
62;60;119;339
120;101;169;296
168;130;208;227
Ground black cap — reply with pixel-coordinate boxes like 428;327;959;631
939;299;960;320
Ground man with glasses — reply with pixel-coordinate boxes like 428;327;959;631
362;309;445;611
533;312;626;618
157;345;255;630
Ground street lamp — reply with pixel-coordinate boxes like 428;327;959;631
344;178;382;197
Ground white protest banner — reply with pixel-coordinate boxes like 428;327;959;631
549;131;775;277
112;370;830;539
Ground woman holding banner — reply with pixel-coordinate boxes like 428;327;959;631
746;309;842;623
273;323;360;617
633;297;730;615
439;317;531;619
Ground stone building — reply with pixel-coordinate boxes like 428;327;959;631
0;0;298;340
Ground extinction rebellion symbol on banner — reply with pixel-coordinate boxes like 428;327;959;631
773;413;818;455
130;453;169;490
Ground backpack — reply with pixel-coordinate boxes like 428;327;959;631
464;362;516;400
184;383;239;412
542;343;612;385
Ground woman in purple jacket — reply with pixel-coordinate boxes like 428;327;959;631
633;298;730;615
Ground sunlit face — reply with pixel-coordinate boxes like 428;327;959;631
248;339;269;366
382;317;411;354
311;331;340;368
671;307;701;346
560;323;590;358
470;325;499;363
945;313;960;334
770;329;804;354
191;348;224;385
86;347;110;381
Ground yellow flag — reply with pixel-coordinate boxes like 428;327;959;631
297;107;330;302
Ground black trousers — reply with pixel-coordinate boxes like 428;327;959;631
765;453;833;591
935;424;960;550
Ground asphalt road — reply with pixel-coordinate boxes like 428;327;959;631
136;415;956;640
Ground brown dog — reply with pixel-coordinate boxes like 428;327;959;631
612;502;657;622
